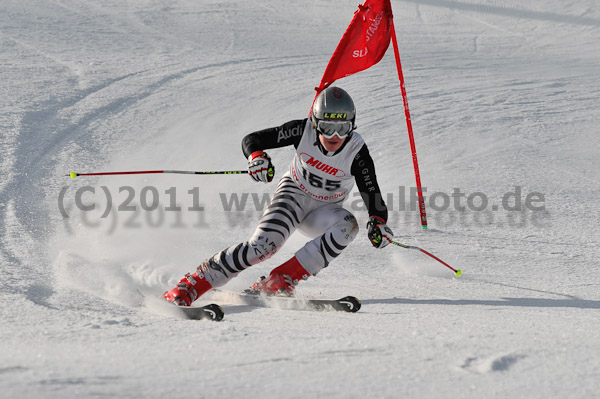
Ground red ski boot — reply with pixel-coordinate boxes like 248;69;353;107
163;266;212;306
250;256;311;296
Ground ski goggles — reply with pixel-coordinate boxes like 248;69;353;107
316;119;354;139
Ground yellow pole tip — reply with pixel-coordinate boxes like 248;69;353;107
455;269;462;277
70;171;77;179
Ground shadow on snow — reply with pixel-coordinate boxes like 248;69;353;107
363;297;600;309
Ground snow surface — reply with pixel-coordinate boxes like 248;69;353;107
1;0;599;397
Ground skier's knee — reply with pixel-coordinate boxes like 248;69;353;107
341;213;359;242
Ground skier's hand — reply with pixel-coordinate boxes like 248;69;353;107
248;151;275;183
367;216;393;249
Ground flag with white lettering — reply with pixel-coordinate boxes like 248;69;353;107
317;0;393;92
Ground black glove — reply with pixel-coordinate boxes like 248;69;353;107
367;216;393;249
248;151;275;183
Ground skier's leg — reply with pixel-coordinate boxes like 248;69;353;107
250;204;359;295
295;204;359;275
163;176;310;305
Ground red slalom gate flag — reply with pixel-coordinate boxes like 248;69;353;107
317;0;393;92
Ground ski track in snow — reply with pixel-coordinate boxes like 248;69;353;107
1;0;599;398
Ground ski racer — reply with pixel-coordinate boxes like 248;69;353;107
163;86;394;306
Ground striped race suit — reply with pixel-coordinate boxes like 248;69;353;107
199;119;388;288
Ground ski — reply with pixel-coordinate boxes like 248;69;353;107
176;303;224;321
301;296;361;313
212;290;361;313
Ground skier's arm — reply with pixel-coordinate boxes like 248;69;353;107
352;145;394;248
242;119;306;158
351;144;388;222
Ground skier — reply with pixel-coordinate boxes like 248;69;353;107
163;86;394;306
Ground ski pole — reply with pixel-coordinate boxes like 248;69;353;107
67;169;248;179
391;241;462;277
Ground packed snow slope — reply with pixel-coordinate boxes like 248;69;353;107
1;0;599;398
